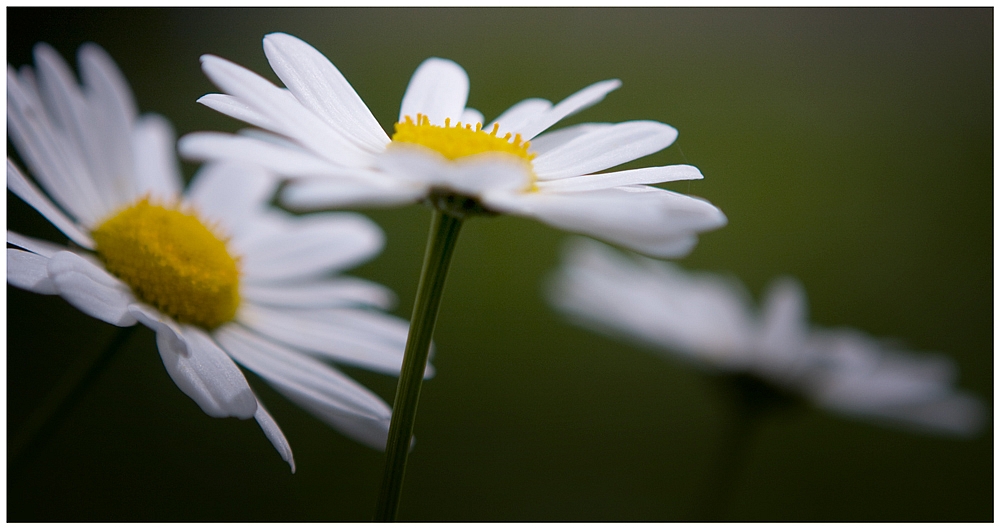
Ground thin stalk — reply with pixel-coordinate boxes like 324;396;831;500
9;324;137;467
698;392;759;520
375;209;464;521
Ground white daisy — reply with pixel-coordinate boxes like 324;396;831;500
7;43;422;472
179;32;726;258
547;238;985;436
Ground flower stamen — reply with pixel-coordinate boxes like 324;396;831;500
92;197;241;329
390;114;536;163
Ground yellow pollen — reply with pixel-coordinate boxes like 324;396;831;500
390;114;537;163
92;197;241;329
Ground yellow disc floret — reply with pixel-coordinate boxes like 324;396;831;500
391;114;536;163
92;197;240;329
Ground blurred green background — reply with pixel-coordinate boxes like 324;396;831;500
6;7;992;521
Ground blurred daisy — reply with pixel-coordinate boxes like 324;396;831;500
7;43;421;471
180;32;726;258
547;238;984;436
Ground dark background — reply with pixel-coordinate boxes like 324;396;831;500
7;7;992;521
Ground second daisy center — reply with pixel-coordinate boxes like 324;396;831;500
390;114;536;163
92;198;241;329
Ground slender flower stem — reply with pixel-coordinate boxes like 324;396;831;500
375;208;464;521
9;324;137;468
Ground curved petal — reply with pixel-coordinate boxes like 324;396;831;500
199;54;372;168
197;93;278;131
7;248;58;294
484;185;727;258
242;277;397;310
34;43;119;216
214;325;393;449
547;238;757;368
78;43;139;207
7;159;94;248
533;121;679;180
135;305;255;419
489;98;552;137
527;122;611;155
757;277;810;359
7;230;68;258
263;32;389;152
536;164;703;193
179;131;370;179
7;64;104;225
279;177;426;210
47;251;137;326
131;113;183;201
253;396;296;472
517;79;621;140
237;303;430;377
376;145;531;196
398;58;469;125
239;212;385;282
184;162;277;235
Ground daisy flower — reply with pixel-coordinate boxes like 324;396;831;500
7;43;421;472
179;32;726;258
547;238;985;436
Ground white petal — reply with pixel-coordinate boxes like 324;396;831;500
398;58;469;125
199;54;372;168
215;325;393;430
178;326;258;419
7;248;58;294
533;121;678;180
527;123;611;155
460;108;484;127
252;396;296;472
489;98;552;136
240;212;385;281
262;32;389;152
756;277;810;361
547;238;757;369
806;333;986;436
78;43;139;206
242;277;397;310
536;165;703;193
179;131;368;179
129;303;185;353
7;159;95;249
34;43;118;216
184;162;277;234
131;113;183;201
136;308;254;419
237;303;426;377
868;393;986;437
197;93;278;131
279;177;426;210
7;64;104;225
376;145;531;196
47;251;137;326
517;79;621;140
484;185;727;258
7;230;68;258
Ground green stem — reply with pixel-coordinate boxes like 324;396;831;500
9;324;137;468
375;209;464;521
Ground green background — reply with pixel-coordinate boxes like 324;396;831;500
6;8;992;521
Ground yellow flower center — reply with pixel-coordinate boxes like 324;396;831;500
92;197;241;329
390;114;536;164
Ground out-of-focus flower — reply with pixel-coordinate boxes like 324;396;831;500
7;43;422;471
180;32;726;258
546;238;985;436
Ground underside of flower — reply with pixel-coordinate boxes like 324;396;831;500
92;198;241;329
390;114;536;164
